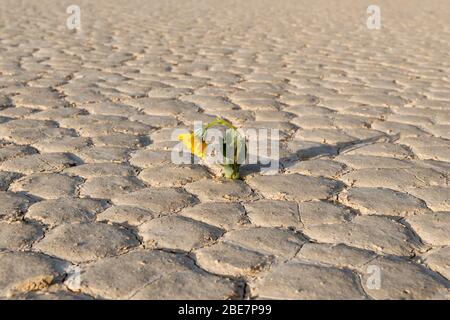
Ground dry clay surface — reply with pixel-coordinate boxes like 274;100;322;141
0;0;449;299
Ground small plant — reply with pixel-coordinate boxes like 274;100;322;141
178;118;246;179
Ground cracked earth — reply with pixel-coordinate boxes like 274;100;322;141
0;0;449;300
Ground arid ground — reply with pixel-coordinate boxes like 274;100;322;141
0;0;449;299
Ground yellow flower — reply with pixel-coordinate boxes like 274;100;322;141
178;132;208;159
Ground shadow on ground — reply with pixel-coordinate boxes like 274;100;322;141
240;133;400;177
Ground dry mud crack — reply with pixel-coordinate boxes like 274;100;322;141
0;0;449;300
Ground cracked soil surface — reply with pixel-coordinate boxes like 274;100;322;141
0;0;449;299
